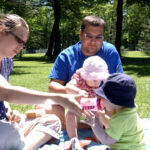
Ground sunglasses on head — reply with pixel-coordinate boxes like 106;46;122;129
9;32;26;47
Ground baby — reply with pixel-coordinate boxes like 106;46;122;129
84;73;146;150
65;56;109;139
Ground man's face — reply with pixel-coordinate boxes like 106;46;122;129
79;25;104;56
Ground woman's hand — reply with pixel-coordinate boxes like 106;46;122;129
6;110;21;122
58;94;86;117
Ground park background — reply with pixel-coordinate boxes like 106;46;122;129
0;0;150;118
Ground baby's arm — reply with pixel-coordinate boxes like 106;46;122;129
66;79;88;96
65;109;78;138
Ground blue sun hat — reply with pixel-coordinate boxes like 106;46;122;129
95;73;136;108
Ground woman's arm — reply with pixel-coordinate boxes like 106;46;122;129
0;75;83;116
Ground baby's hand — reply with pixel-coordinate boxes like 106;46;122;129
66;82;88;99
6;110;21;122
78;90;88;96
71;69;80;80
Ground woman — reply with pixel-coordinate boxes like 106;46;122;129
0;14;83;150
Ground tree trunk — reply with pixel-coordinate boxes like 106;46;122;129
115;0;123;57
45;0;61;56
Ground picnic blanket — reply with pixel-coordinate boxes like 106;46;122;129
142;119;150;150
39;119;150;150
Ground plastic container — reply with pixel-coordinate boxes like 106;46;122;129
80;97;101;111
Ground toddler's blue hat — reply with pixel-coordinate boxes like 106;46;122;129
95;73;136;107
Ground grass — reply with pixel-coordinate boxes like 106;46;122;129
9;51;150;118
9;54;54;112
122;51;150;118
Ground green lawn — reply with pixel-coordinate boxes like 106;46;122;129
9;51;150;118
122;51;150;118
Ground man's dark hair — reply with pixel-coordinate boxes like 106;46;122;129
81;15;106;32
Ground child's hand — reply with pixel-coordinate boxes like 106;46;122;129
6;110;21;122
97;110;110;129
78;89;88;96
71;69;80;80
81;110;99;127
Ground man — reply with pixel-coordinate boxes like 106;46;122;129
39;15;123;129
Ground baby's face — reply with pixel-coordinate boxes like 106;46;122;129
85;80;101;88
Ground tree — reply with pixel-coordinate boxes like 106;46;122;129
122;4;149;50
136;19;150;51
45;0;110;56
115;0;123;56
45;0;61;56
26;6;53;52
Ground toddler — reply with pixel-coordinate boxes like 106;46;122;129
85;73;146;150
65;56;109;139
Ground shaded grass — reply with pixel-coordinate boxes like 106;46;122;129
122;51;150;118
9;52;150;118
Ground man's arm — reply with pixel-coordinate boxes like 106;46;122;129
48;79;66;93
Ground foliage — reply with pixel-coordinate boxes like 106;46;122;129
122;3;150;50
136;19;150;51
26;6;53;51
0;0;150;54
89;3;117;45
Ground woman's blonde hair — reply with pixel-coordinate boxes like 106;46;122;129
0;14;29;33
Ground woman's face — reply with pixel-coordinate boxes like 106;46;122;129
0;27;28;58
